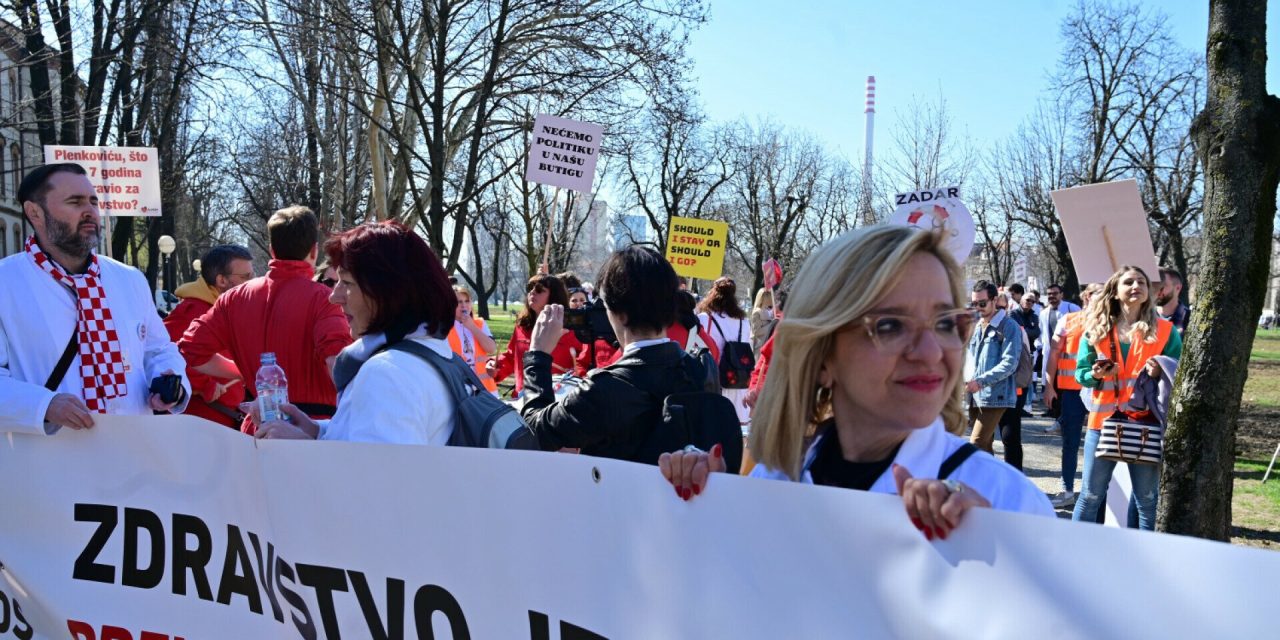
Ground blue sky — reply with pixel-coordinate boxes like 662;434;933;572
685;0;1279;161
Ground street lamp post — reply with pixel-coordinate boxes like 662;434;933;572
157;235;176;292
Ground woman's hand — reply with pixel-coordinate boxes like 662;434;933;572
1091;359;1116;379
256;420;315;440
743;387;759;409
891;463;991;541
240;402;320;440
1144;359;1161;378
659;444;726;501
530;304;564;355
1042;383;1057;407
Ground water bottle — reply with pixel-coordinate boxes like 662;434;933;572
256;352;289;423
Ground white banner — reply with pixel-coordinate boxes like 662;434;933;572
0;416;1275;639
43;146;163;217
524;114;603;193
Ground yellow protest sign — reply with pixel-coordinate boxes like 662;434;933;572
665;216;728;280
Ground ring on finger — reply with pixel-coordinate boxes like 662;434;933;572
942;479;964;495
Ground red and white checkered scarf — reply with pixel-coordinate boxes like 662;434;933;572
26;236;128;411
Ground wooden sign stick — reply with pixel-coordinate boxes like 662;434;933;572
1101;224;1118;272
540;187;561;273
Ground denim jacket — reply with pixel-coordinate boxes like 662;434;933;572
966;310;1021;408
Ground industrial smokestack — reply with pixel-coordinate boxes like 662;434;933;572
859;75;877;226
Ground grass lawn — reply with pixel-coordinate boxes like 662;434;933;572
484;303;521;348
1250;328;1280;363
481;304;522;397
1233;328;1280;548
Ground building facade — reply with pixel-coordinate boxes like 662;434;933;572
0;20;59;257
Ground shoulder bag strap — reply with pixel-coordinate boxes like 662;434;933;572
707;314;726;341
937;442;980;480
44;329;79;391
386;341;476;404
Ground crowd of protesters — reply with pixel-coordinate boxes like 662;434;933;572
0;161;1196;538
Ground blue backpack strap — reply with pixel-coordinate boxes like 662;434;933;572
385;340;475;405
937;442;979;480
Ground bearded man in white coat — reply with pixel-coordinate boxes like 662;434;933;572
0;163;189;434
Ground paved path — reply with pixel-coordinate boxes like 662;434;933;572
983;402;1083;517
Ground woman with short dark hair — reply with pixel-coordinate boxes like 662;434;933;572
487;273;586;396
253;221;458;444
519;246;713;462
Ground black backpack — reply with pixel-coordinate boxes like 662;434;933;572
709;315;755;389
681;317;721;393
386;341;538;449
612;354;744;473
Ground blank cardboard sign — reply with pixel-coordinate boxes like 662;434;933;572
1051;179;1159;285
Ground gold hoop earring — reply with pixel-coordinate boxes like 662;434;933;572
816;385;832;406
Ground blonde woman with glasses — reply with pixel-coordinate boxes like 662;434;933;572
660;226;1052;538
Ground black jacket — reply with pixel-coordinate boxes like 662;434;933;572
1009;307;1041;345
520;341;705;462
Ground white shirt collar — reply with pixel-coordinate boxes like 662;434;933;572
623;337;671;355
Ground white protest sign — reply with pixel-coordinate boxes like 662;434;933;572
1;416;1278;639
889;186;976;264
44;146;162;216
524;114;603;193
1051;179;1159;285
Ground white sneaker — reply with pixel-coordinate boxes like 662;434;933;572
1051;491;1076;509
1044;424;1062;436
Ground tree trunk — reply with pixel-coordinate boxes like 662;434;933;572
1158;0;1280;540
17;0;57;146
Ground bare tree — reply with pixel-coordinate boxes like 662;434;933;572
881;92;975;193
1123;60;1204;290
718;120;830;294
1158;0;1280;540
991;98;1082;296
969;188;1017;286
616;90;733;251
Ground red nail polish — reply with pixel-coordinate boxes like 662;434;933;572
681;487;691;500
937;528;948;540
923;528;933;541
911;517;924;530
711;444;722;458
693;484;701;495
674;485;682;498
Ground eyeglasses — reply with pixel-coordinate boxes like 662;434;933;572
526;283;547;294
968;299;990;309
856;309;975;353
318;278;336;288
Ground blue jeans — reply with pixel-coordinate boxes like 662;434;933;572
1057;390;1086;493
1071;428;1161;530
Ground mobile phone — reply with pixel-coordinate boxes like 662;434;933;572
1095;357;1115;370
149;373;186;404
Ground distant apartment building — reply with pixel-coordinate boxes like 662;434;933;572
567;196;610;280
611;212;649;250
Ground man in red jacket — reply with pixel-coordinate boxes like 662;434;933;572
179;206;351;434
163;245;255;428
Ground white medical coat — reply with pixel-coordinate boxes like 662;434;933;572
0;250;190;434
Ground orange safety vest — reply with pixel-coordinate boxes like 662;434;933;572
1055;313;1085;391
1086;318;1173;430
447;318;500;393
